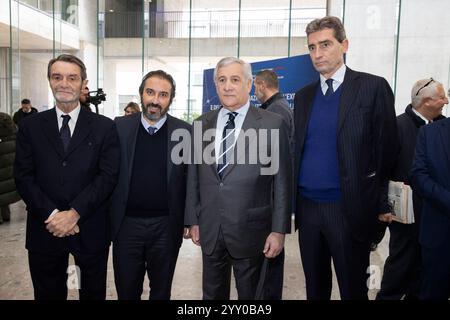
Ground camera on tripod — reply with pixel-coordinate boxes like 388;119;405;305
86;88;106;106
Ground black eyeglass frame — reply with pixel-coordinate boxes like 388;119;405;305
416;78;434;96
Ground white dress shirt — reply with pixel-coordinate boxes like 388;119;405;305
214;101;250;164
320;64;347;95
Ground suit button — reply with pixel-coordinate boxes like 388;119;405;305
62;161;67;167
219;182;224;187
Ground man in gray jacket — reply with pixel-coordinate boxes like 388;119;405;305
185;57;292;300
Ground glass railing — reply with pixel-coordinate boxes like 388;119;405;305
18;0;79;26
104;7;326;38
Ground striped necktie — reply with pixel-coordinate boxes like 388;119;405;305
217;112;237;178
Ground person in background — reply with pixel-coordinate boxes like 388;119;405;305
80;85;93;112
0;112;21;224
124;102;140;115
13;99;38;126
254;69;295;300
377;78;448;300
409;85;450;300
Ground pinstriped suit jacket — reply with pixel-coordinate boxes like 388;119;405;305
293;67;398;242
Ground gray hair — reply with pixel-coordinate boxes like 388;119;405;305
214;57;253;83
411;78;443;109
305;16;347;43
47;54;87;81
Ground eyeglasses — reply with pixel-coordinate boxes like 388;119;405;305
416;78;434;96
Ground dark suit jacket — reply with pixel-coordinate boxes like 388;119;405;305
261;93;295;154
110;113;191;248
293;67;398;242
14;107;120;254
185;105;292;259
410;118;450;249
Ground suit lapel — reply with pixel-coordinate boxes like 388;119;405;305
166;115;175;185
126;114;141;182
203;109;220;179
42;108;65;158
65;109;91;157
295;82;317;154
439;120;450;166
337;68;361;133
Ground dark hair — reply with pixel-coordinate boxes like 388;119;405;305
305;16;347;43
21;98;31;104
139;70;176;105
124;101;140;113
47;54;87;81
255;70;279;90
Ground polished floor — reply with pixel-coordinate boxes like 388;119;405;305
0;200;389;300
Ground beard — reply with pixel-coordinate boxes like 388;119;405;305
143;102;167;122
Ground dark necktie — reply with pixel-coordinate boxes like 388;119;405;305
60;114;71;152
325;78;334;97
148;126;157;135
217;112;237;178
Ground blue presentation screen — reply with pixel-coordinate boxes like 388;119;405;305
202;54;319;114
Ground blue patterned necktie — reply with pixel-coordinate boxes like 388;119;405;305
60;114;71;152
325;78;334;97
217;112;238;178
148;126;157;135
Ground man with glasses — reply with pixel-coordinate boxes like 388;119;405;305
410;82;450;299
14;54;120;300
377;78;448;300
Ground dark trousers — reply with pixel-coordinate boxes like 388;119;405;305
377;222;421;300
264;249;284;300
113;215;179;300
28;248;109;300
202;228;264;300
298;196;370;300
420;240;450;300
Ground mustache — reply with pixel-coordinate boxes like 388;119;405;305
145;103;162;110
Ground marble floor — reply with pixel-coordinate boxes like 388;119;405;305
0;200;389;300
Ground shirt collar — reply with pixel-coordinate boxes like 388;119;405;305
219;99;250;119
141;114;167;133
411;107;430;124
320;64;346;92
55;103;81;122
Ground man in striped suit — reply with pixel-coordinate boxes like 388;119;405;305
293;16;398;300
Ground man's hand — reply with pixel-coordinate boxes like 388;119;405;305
378;212;395;224
263;232;285;258
45;208;80;237
189;225;200;246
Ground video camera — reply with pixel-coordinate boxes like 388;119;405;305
85;88;106;114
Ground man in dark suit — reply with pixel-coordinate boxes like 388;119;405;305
377;78;448;300
410;117;450;300
254;69;295;300
14;54;120;300
110;70;191;300
293;16;397;299
185;57;292;300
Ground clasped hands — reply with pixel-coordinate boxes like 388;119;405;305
45;208;80;238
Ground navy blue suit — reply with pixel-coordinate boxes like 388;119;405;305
410;117;450;300
14;107;120;299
